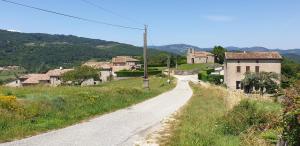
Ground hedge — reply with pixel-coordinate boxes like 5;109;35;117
116;70;162;77
198;71;208;81
206;68;215;74
208;74;224;85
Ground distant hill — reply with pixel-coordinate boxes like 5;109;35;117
0;29;166;72
151;44;300;63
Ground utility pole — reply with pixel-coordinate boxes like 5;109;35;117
143;25;149;88
167;55;171;83
175;56;178;69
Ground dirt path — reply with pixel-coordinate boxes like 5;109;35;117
1;76;194;146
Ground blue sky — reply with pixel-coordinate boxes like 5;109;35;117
0;0;299;49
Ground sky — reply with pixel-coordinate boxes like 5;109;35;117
0;0;299;49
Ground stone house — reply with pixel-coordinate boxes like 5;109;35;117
187;48;215;64
112;56;140;72
5;68;73;87
83;61;113;82
224;51;282;90
19;74;51;86
46;68;74;86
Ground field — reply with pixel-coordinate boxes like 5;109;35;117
160;83;282;146
0;76;175;142
0;68;26;84
177;63;220;71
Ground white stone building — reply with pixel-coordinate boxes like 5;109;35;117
187;48;215;64
224;51;282;90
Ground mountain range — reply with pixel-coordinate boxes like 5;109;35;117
0;29;166;72
150;44;300;63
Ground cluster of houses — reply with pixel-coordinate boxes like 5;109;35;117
4;48;283;91
6;56;140;87
187;48;282;91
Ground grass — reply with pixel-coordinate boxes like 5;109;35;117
160;83;240;146
0;76;175;143
160;83;282;146
0;68;25;84
177;63;220;71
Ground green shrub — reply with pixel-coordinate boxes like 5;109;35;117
208;75;224;85
206;68;215;74
198;71;208;81
62;66;99;85
282;81;300;146
260;129;280;144
116;70;161;77
218;99;281;136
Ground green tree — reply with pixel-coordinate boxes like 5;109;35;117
211;46;227;64
242;72;279;95
62;66;99;85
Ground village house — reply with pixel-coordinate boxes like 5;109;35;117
112;56;140;72
5;67;74;87
19;74;50;86
83;61;113;82
224;51;282;90
187;48;215;64
46;68;74;86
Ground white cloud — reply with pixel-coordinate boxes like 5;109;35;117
203;15;235;22
6;29;21;32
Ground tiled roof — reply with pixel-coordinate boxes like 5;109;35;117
46;69;74;77
112;56;139;63
225;51;282;60
83;61;112;69
22;74;50;84
192;51;214;57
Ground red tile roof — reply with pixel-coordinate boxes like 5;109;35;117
83;61;112;69
112;56;139;63
192;51;214;57
225;51;282;60
46;69;74;77
22;74;50;84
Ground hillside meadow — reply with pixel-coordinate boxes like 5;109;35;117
0;76;175;143
160;83;282;146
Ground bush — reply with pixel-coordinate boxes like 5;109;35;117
282;81;300;146
206;68;215;74
116;70;161;77
218;100;281;136
198;71;208;81
62;66;99;85
208;75;224;85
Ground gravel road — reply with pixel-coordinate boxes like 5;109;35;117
1;75;195;146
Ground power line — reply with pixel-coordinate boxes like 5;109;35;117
0;0;144;31
80;0;142;25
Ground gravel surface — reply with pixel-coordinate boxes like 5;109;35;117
1;76;194;146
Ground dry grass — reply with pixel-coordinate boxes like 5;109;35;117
159;83;240;146
158;82;282;146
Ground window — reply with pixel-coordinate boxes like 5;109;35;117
236;81;241;89
238;60;240;63
246;66;250;72
256;60;259;63
237;66;241;73
255;66;260;73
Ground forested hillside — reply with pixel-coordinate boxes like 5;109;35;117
0;29;167;72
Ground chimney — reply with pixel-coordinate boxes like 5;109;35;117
243;51;246;54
